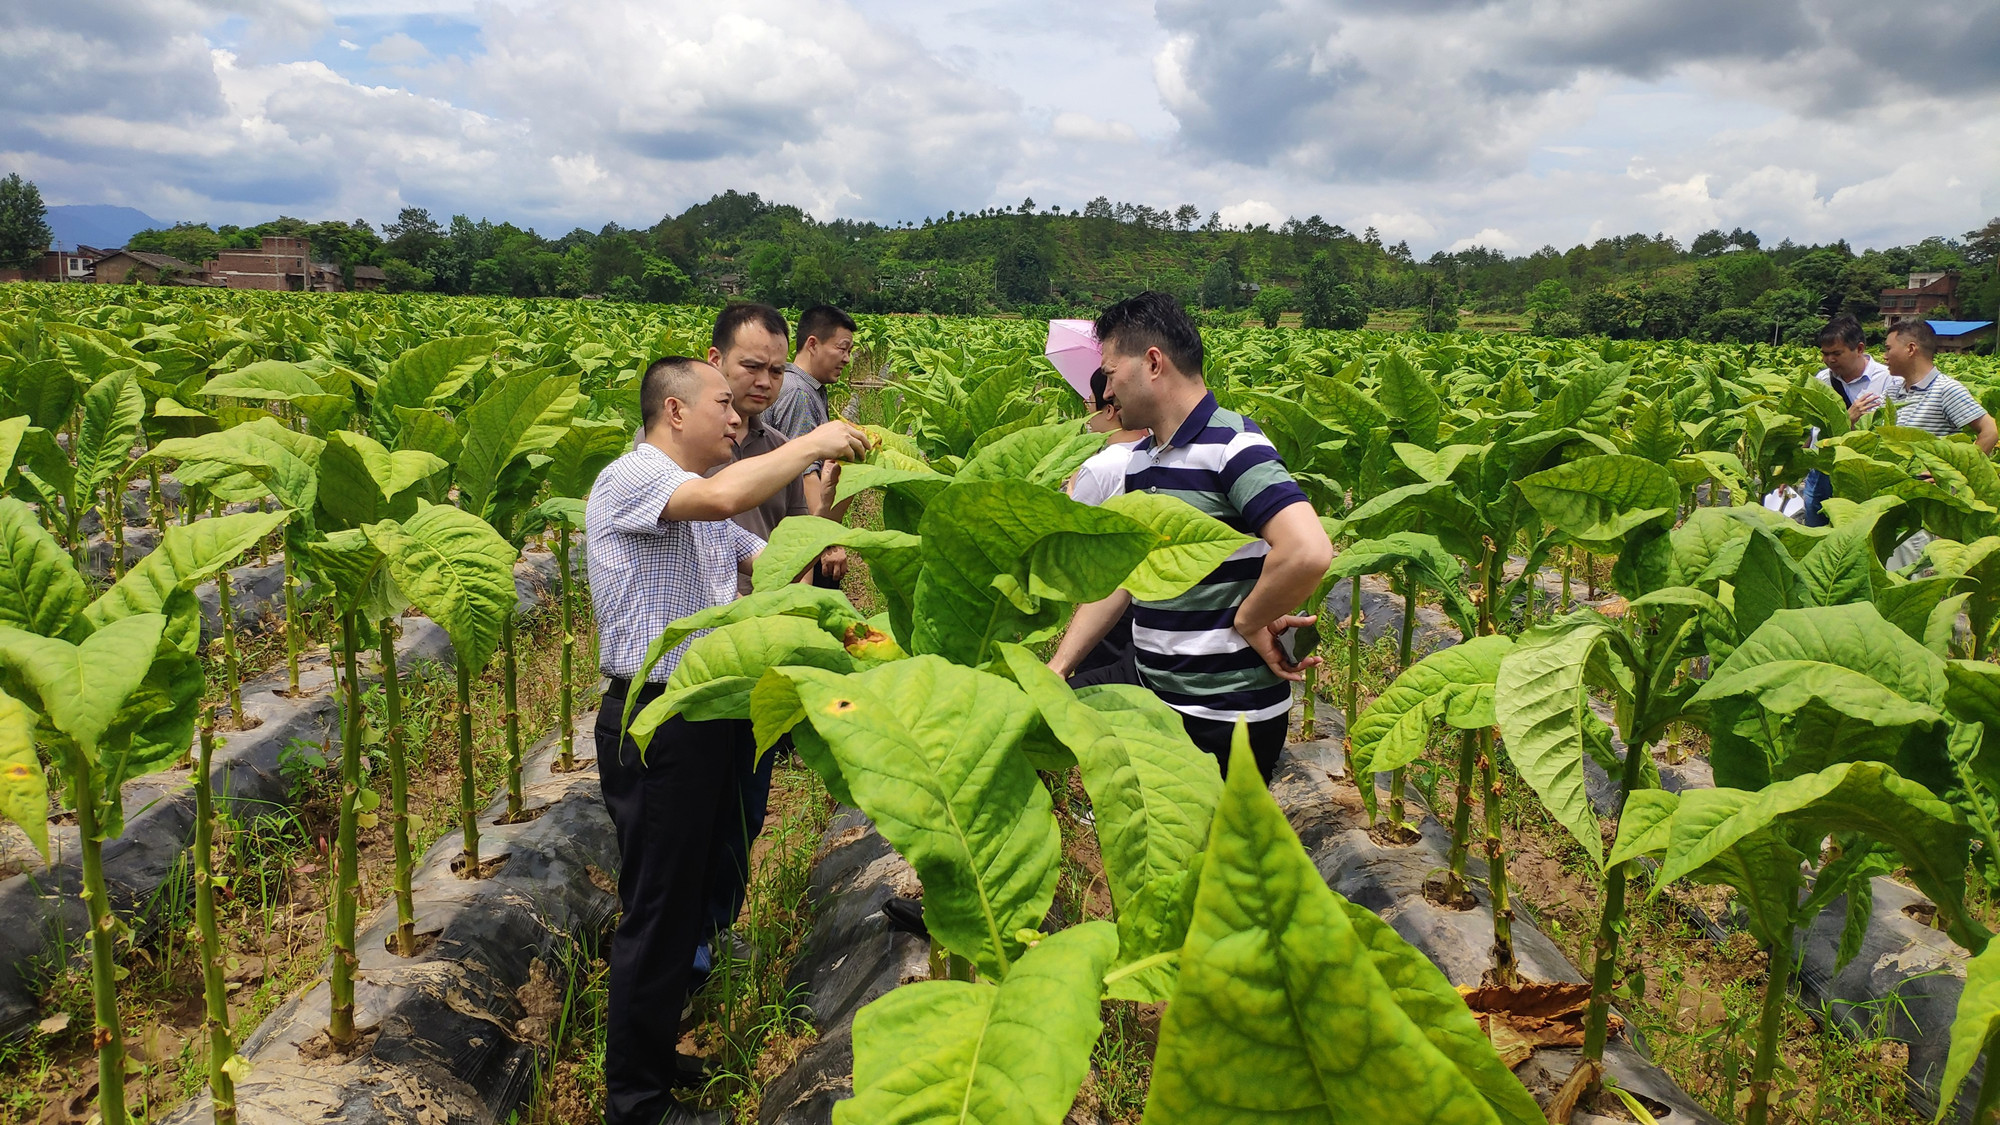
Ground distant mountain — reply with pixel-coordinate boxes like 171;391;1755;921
45;205;166;251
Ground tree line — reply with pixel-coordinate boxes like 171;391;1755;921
3;172;1995;347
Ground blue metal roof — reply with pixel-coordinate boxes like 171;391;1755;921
1928;320;1995;335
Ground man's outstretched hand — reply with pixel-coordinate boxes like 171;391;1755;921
1240;613;1321;681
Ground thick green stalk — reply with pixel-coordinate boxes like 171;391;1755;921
1584;550;1597;600
1745;928;1795;1125
1560;547;1573;612
328;609;362;1045
1344;574;1362;737
1442;726;1478;900
1479;726;1518;984
1478;539;1499;636
147;460;167;530
381;619;416;956
194;711;238;1125
283;553;301;696
555;524;575;770
1581;733;1654;1063
1398;566;1416;670
456;659;479;878
76;757;130;1125
1971;1029;2000;1125
1387;768;1408;830
502;609;521;817
109;486;126;580
217;568;242;721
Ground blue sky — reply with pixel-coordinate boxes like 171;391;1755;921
3;0;1994;255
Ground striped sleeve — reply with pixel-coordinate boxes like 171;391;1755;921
1941;378;1988;429
1221;437;1309;531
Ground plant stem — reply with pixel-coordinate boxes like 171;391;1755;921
328;609;362;1045
194;710;238;1125
502;609;521;817
1344;574;1362;736
147;460;166;530
1388;767;1408;830
217;567;242;722
1970;1028;2000;1125
1585;550;1597;600
1479;726;1518;984
283;552;301;696
456;658;479;878
555;523;575;771
76;757;130;1125
109;485;125;580
1398;565;1416;671
381;618;416;956
1581;735;1654;1063
1745;928;1795;1125
1443;726;1478;900
1561;547;1573;612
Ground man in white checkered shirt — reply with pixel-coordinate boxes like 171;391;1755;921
586;356;867;1125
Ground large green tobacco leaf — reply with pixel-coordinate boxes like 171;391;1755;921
913;481;1154;666
1318;531;1478;637
370;334;497;439
1099;492;1255;603
149;416;326;511
621;585;868;734
1143;733;1515;1125
837;921;1118;1125
318;430;448;531
363;501;518;672
76;368;145;497
954;421;1104;488
996;646;1219;1000
0;416;28;483
0;613;165;762
745;669;855;806
1352;635;1512;781
1652;761;1977;949
1494;625;1620;868
0;687;47;861
628;616;858;745
1936;939;2000;1120
752;517;923;646
1626;395;1684;464
543;417;630;498
1373;351;1441;447
84;510;292;650
1516;454;1678;547
201;359;351;429
1338;899;1547;1125
1702;603;1947;713
0;499;88;639
455;371;581;518
780;657;1061;979
0;359;79;431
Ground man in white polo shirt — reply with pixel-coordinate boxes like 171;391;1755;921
586;357;866;1125
1800;316;1891;526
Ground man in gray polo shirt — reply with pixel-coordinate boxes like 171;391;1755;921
1882;318;1997;568
765;304;857;587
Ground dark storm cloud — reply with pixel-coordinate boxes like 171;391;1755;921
0;0;228;122
1153;0;1998;179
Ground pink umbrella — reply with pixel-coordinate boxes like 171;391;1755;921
1044;319;1101;403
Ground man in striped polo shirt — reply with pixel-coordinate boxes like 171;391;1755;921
1048;292;1333;781
1882;319;1997;569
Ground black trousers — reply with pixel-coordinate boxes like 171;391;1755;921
702;724;774;943
596;679;747;1125
1179;713;1287;784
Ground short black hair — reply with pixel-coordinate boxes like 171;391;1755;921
1815;316;1865;351
711;302;789;356
796;304;856;350
640;356;710;433
1888;318;1939;358
1095;291;1203;378
1088;366;1109;409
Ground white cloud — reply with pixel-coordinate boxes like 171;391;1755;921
1051;113;1138;144
367;31;431;64
1449;228;1520;253
1217;199;1282;228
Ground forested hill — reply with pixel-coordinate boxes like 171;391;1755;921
126;190;1999;346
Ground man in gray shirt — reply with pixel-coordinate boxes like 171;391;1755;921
765;304;857;587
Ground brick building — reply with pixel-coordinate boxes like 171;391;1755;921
91;250;204;285
1880;271;1960;324
0;247;105;283
206;236;317;290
